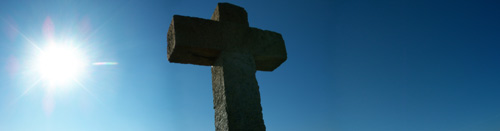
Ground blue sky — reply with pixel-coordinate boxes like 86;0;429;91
1;0;499;131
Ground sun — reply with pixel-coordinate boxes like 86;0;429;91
36;44;88;86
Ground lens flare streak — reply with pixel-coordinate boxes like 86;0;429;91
92;62;118;66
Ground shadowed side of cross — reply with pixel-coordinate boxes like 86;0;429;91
167;3;287;131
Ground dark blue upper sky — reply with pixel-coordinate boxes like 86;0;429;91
1;0;499;131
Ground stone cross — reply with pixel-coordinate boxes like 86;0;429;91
167;3;287;131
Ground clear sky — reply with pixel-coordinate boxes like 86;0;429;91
0;0;499;131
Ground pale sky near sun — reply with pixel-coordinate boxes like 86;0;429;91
1;0;500;131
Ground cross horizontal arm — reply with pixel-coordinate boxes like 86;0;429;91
167;15;287;71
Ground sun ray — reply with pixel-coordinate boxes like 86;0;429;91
73;79;103;105
19;77;43;98
8;77;43;107
2;18;44;53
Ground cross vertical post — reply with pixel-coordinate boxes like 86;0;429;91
212;51;264;130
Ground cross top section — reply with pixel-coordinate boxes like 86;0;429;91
211;3;249;26
167;3;287;71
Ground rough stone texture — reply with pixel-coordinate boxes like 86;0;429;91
211;3;249;27
167;4;287;71
167;3;287;131
212;52;265;131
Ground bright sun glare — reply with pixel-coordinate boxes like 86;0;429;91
36;44;87;86
9;16;109;115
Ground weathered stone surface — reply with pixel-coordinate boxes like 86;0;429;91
211;3;249;26
167;4;287;71
166;2;286;131
212;51;265;131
